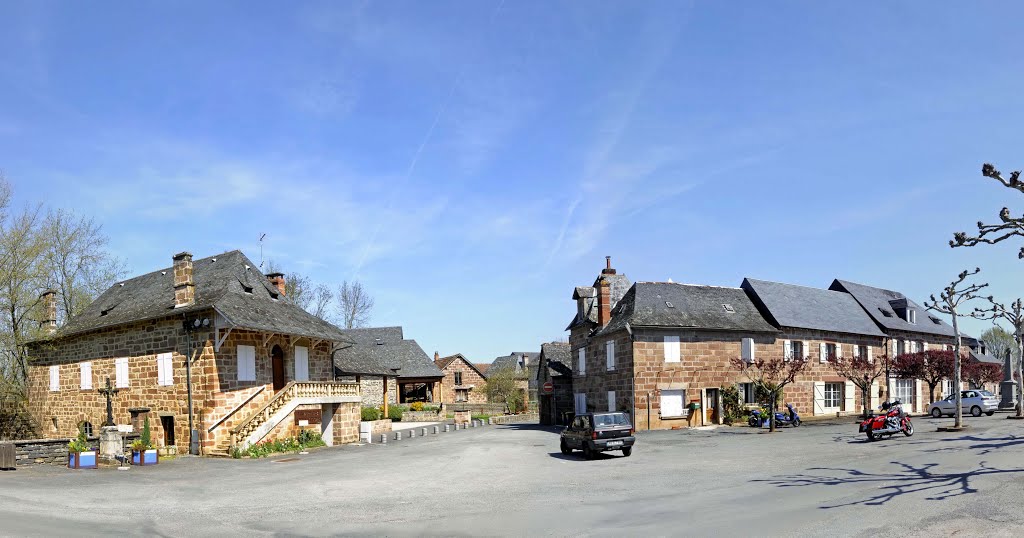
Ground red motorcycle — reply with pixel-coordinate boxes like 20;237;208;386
859;399;914;441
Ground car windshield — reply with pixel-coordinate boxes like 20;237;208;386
594;413;630;427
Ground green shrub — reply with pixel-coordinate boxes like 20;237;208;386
421;405;439;413
67;428;89;453
471;414;490;422
388;405;406;422
410;401;424;411
720;385;744;425
132;416;153;451
361;407;381;421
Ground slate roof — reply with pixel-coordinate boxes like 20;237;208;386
741;278;886;337
46;250;352;343
435;353;488;380
333;326;442;379
538;342;572;380
829;280;956;338
962;335;1003;365
596;282;778;336
474;363;491;375
491;352;540;388
566;273;632;330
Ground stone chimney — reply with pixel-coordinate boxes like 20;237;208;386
266;272;286;297
41;289;57;334
596;256;615;327
173;252;195;307
434;351;440;361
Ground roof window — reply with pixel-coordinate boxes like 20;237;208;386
878;307;893;318
722;304;735;313
665;301;674;308
929;316;942;325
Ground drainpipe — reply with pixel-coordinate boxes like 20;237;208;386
182;317;197;455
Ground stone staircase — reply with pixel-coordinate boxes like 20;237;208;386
206;381;360;457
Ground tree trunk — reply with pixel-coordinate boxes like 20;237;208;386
1017;327;1024;418
769;391;777;432
952;311;963;429
862;384;870;420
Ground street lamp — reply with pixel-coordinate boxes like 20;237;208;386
182;316;210;455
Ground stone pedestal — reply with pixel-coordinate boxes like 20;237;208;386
999;380;1017;409
99;426;122;461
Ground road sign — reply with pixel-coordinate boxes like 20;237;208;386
542;381;554;394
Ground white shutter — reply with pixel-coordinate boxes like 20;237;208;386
867;346;873;363
80;362;92;390
660;390;684;417
115;358;129;388
606;341;615;371
574;393;587;415
803;341;811;360
923;342;929;352
295;346;309;381
578;348;586;376
844;380;855;413
608;390;616;412
914;379;923;413
157;352;173;386
783;340;791;361
49;365;59;392
664;336;680;363
813;382;825;415
819;343;827;363
835;343;842;358
870;381;880;411
741;338;755;363
238;345;256;381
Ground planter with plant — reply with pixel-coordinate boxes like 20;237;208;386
131;417;159;466
67;429;97;469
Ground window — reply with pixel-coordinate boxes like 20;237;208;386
577;349;586;376
608;390;616;412
80;421;93;437
942;380;953;398
49;365;59;392
456;389;468;402
660;389;685;418
855;345;869;361
908;309;916;324
115;358;129;388
821;343;837;363
893;379;915;405
605;341;615;371
824;383;842;408
294;346;309;381
738;383;755;405
156;353;173;386
574;393;587;415
741;338;755;363
897;340;906;357
80;362;92;390
237;345;256;381
454;371;463;385
785;340;803;361
664;336;680;363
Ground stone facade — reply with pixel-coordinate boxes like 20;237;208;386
354;376;398;408
5;438;78;467
437;357;487;404
27;311;360;454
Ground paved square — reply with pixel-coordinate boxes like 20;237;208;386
3;416;1024;536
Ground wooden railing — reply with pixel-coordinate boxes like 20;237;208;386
229;381;359;448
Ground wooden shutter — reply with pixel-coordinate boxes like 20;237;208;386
813;382;825;415
49;365;59;392
783;340;791;361
578;348;586;376
922;342;929;352
664;336;680;363
238;345;256;381
80;362;92;390
741;338;755;363
819;343;827;363
870;381;880;411
157;352;173;386
295;346;309;381
115;358;129;388
661;390;684;417
844;381;855;413
606;341;615;371
867;346;873;363
608;390;616;412
835;343;842;358
803;341;810;360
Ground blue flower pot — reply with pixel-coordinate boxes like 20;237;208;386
68;451;97;469
132;449;159;466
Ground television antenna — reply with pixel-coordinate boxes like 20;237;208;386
259;233;266;268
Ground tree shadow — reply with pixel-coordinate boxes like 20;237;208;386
917;434;1024;455
755;460;1024;508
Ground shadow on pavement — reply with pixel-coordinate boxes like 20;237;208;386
547;451;621;461
755;460;1024;508
498;423;563;434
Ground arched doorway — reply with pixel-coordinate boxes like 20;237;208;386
271;345;285;391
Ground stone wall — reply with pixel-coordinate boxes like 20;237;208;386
438;359;488;404
448;402;508;415
357;376;398;407
332;403;360;445
5;438;79;467
401;410;444;422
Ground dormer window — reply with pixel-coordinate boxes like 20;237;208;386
243;285;253;294
929;316;942;325
879;307;893;318
907;309;916;324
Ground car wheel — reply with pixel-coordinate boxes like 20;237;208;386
622;447;632;457
931;408;942;418
560;440;571;455
582;444;594;460
971;406;982;417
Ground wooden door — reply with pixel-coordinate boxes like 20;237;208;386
272;345;285;391
705;389;719;424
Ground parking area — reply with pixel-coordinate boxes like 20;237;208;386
3;414;1024;536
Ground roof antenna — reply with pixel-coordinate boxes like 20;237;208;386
258;233;266;269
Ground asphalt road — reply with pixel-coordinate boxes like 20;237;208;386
3;414;1024;537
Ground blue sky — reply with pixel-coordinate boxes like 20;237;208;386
3;2;1024;361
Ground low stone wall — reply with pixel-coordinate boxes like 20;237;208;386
5;438;75;467
448;403;507;415
489;413;539;425
401;411;444;422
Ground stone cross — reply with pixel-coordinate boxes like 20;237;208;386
96;377;120;427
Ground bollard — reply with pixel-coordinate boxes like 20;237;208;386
433;426;439;434
395;431;402;441
444;424;450;432
488;417;493;425
409;429;416;438
470;420;476;428
421;428;427;437
380;433;387;444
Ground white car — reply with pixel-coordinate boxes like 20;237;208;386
928;390;998;418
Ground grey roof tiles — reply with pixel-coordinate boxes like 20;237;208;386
829;279;956;338
742;278;886;337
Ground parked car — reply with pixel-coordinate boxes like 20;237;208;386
928;390;999;418
560;412;635;459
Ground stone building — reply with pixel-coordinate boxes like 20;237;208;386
333;326;443;405
433;353;488;404
26;250;361;456
490;351;540;409
536;342;573;425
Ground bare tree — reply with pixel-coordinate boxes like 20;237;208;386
0;199;46;390
307;283;333;321
951;164;1024;257
925;268;987;429
264;261;334;322
731;355;808;432
336;280;373;329
827;350;887;420
974;297;1024;417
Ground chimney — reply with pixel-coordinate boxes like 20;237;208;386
434;351;440;361
41;289;57;334
172;252;195;307
597;256;615;327
266;272;286;297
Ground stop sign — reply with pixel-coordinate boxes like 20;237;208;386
543;381;554;394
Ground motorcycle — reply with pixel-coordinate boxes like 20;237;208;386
859;399;914;441
748;403;801;428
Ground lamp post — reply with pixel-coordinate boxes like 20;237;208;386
182;316;210;455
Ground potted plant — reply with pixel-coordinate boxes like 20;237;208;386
67;429;97;469
131;417;159;466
